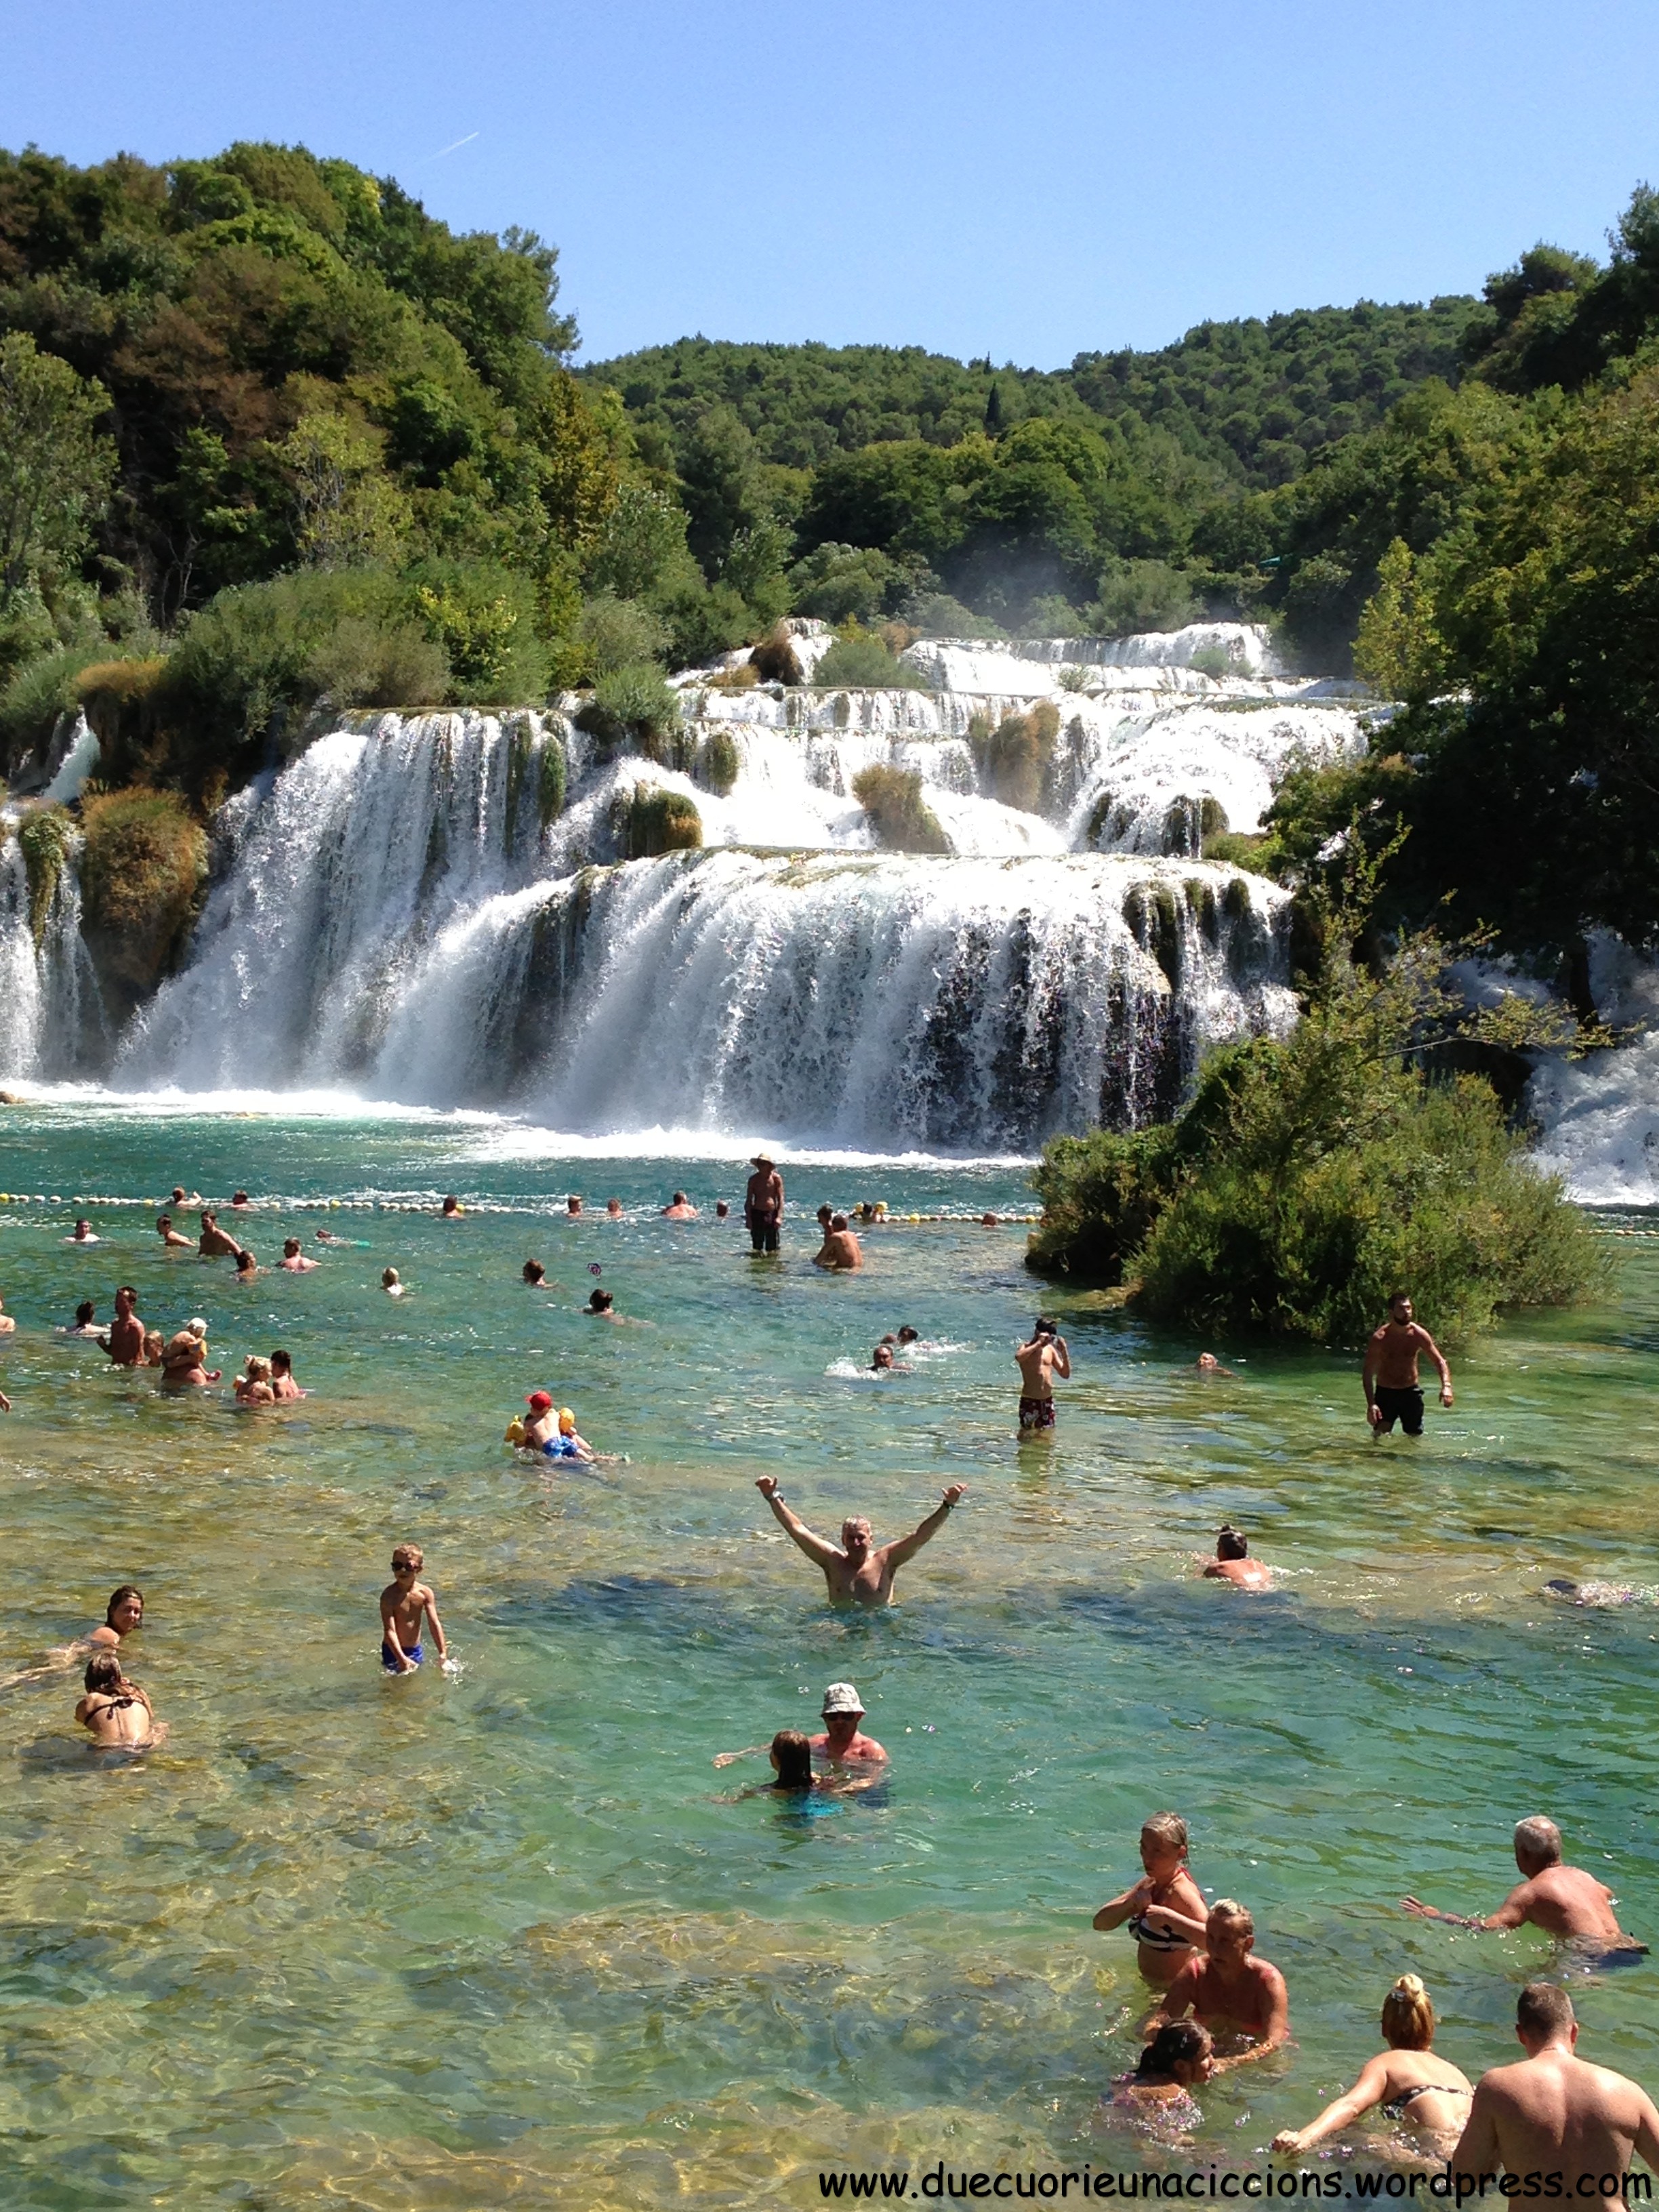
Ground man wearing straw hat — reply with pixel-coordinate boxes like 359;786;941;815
744;1156;783;1254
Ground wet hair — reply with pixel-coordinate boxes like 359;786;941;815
74;1300;96;1326
83;1651;123;1694
817;1205;834;1224
232;1191;250;1205
872;1345;895;1369
442;1194;459;1210
157;1214;172;1227
270;1350;292;1375
1208;1898;1252;1936
897;1326;919;1344
382;1267;400;1287
588;1288;613;1312
391;1544;422;1571
523;1261;546;1284
117;1284;137;1303
830;1213;849;1231
1216;1525;1248;1560
283;1238;300;1256
1136;2021;1210;2079
1033;1315;1058;1337
1517;1982;1575;2040
672;1191;687;1206
1141;1811;1189;1858
105;1584;143;1626
770;1729;813;1788
142;1330;163;1357
234;1249;257;1273
243;1355;272;1382
1381;1974;1436;2050
1515;1816;1563;1866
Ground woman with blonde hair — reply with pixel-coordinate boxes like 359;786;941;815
1271;1975;1471;2154
1093;1812;1210;1987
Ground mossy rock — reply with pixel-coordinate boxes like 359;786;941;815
78;787;207;997
617;785;702;859
16;807;74;944
851;763;950;855
697;729;739;797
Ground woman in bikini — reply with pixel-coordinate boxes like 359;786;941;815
1093;1813;1210;1988
75;1651;163;1748
1271;1975;1471;2155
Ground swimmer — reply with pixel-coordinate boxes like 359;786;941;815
158;1326;220;1389
89;1585;144;1650
715;1200;730;1221
811;1681;887;1766
233;1248;258;1281
897;1324;919;1347
234;1355;276;1405
869;1343;908;1372
605;1198;623;1217
581;1288;644;1324
75;1651;163;1748
567;1195;583;1217
1364;1291;1453;1437
197;1211;242;1260
314;1228;346;1246
1094;1812;1209;1988
440;1194;463;1218
169;1186;199;1208
104;1286;145;1366
541;1406;596;1463
382;1268;405;1296
756;1475;966;1607
1118;2022;1214;2109
815;1204;834;1233
1542;1577;1643;1608
523;1260;546;1286
230;1190;251;1209
140;1329;163;1366
813;1213;863;1270
62;1299;103;1338
269;1349;304;1399
980;1212;1000;1227
754;1730;819;1795
1192;1352;1237;1376
519;1391;558;1450
1202;1526;1273;1589
0;1293;13;1333
156;1214;192;1248
1015;1315;1069;1432
1403;1816;1646;1959
66;1217;100;1244
1144;1901;1290;2072
279;1239;319;1272
1273;1975;1472;2156
379;1543;447;1675
661;1191;699;1220
1451;1984;1659;2197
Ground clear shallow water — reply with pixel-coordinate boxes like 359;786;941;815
0;1106;1656;2209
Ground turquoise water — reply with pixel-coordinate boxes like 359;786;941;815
0;1104;1656;2209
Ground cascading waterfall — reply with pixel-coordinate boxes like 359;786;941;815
14;627;1374;1147
0;820;102;1081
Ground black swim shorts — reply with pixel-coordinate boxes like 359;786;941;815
1374;1385;1425;1436
748;1220;779;1254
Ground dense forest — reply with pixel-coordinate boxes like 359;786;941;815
2;140;1658;959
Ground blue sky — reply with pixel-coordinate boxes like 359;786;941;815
3;0;1655;367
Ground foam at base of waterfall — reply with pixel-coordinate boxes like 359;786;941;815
1529;1042;1659;1206
1066;703;1366;849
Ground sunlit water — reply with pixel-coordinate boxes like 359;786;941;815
1;1105;1656;2209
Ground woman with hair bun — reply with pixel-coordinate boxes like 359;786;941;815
1271;1976;1472;2154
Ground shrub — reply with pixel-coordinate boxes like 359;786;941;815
657;577;752;670
814;621;933;691
1088;558;1201;636
705;660;761;691
304;619;449;714
1028;920;1605;1340
1057;664;1094;693
1202;830;1276;874
618;784;702;858
902;590;1004;638
749;621;804;684
407;560;549;703
698;729;739;796
575;661;682;757
973;701;1061;813
575;593;670;679
538;730;567;825
0;646;106;766
16;805;73;941
851;762;950;854
74;657;169;781
77;786;207;989
1189;644;1231;679
787;543;898;626
1016;594;1086;638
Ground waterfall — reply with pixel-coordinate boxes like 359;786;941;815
9;626;1372;1148
0;819;104;1080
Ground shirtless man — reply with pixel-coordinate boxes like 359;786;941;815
1145;1900;1290;2072
198;1210;243;1260
1404;1816;1645;1958
1203;1526;1272;1589
280;1238;319;1272
520;1391;559;1450
662;1191;699;1220
75;1652;163;1748
567;1194;583;1218
756;1475;966;1607
1452;1983;1659;2195
1016;1317;1070;1432
1364;1292;1452;1437
810;1681;888;1765
269;1349;304;1399
523;1261;547;1286
440;1195;463;1218
814;1214;863;1271
0;1294;14;1334
67;1218;100;1245
745;1156;783;1254
104;1286;145;1367
379;1543;447;1675
156;1214;192;1248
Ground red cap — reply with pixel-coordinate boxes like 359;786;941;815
526;1391;553;1411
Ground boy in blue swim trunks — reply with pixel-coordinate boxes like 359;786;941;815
379;1544;447;1675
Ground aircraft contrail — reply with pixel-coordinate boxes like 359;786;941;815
428;131;480;162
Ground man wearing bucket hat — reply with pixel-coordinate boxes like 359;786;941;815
743;1156;783;1254
811;1682;886;1766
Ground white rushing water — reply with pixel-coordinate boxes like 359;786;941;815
2;626;1368;1147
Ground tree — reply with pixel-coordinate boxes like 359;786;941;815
0;332;116;600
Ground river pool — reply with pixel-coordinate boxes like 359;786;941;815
0;1103;1655;2209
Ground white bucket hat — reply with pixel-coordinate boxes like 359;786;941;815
821;1681;864;1717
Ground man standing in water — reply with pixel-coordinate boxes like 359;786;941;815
1363;1292;1452;1436
755;1475;965;1605
1403;1816;1646;1960
810;1681;888;1766
744;1156;783;1254
1144;1900;1291;2072
104;1286;145;1367
1015;1317;1070;1432
1452;1984;1659;2193
197;1210;243;1260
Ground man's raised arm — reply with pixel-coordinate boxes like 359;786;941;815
883;1485;967;1568
755;1476;840;1565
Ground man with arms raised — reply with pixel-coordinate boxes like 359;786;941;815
1453;1983;1659;2195
1404;1816;1645;1961
1363;1291;1452;1437
756;1475;965;1606
1144;1900;1290;2072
